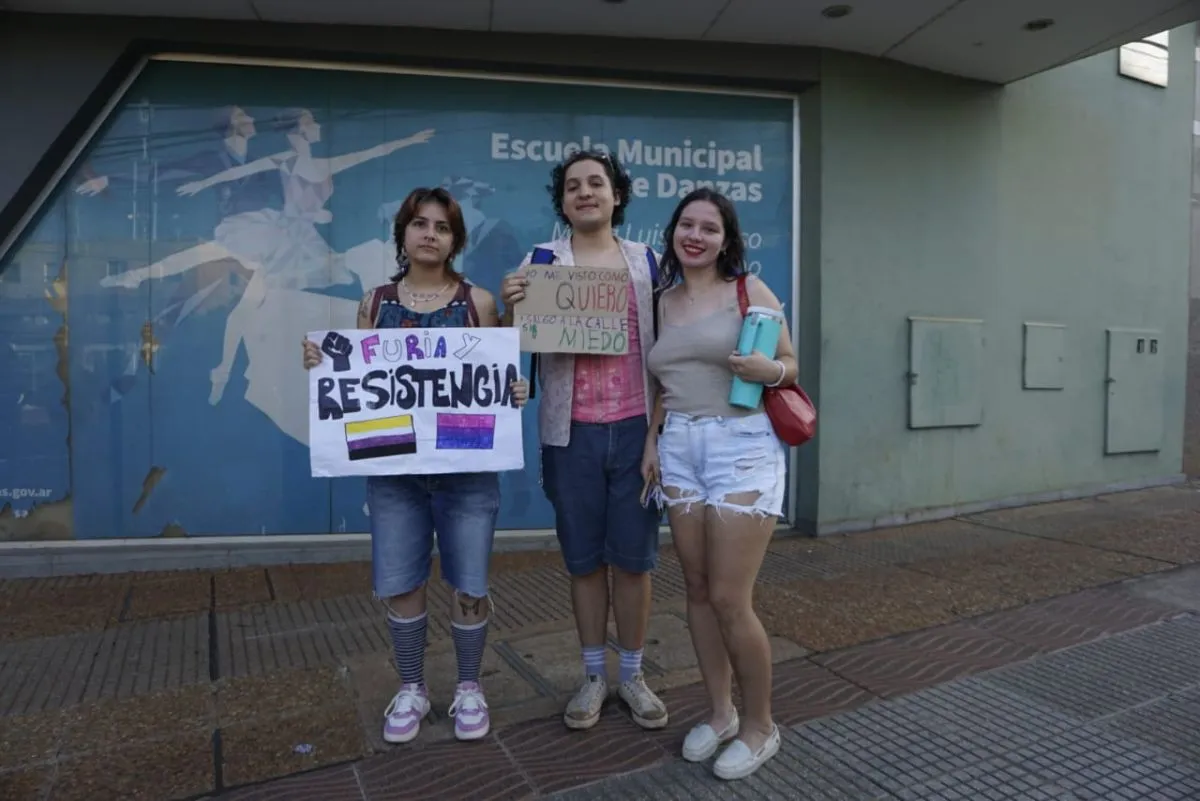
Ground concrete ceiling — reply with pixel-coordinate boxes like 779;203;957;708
3;0;1199;83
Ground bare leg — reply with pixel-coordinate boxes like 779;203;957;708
669;493;735;730
611;566;651;652
571;568;610;648
706;497;776;752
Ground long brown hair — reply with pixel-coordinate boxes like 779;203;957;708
390;186;468;282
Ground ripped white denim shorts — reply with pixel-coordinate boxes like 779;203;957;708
657;410;787;518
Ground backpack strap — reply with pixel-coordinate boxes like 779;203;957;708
645;246;661;340
526;247;557;399
736;273;750;317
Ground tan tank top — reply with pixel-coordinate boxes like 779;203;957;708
646;293;759;418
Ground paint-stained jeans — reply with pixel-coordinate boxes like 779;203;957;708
657;411;786;517
367;472;500;599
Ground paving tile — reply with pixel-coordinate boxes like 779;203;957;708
0;584;125;641
60;683;215;754
355;737;532;801
824;519;1028;566
0;708;63;770
488;567;577;633
893;758;1064;801
985;616;1200;719
215;569;273;611
281;563;373;602
1006;724;1200;800
973;506;1200;565
813;622;1040;698
904;540;1151;604
216;598;388;679
1101;684;1200;765
0;630;103;716
506;628;619;697
754;584;958;653
771;658;875;726
79;615;209;703
123;573;212;621
48;731;214;801
497;709;670;795
972;586;1182;652
0;766;53;801
209;764;363;801
760;538;888;581
217;666;353;727
883;677;1081;754
220;702;368;788
793;702;997;796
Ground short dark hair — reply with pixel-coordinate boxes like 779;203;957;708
547;149;633;228
659;188;748;287
390;186;468;282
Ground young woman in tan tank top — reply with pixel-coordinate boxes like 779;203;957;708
643;188;798;781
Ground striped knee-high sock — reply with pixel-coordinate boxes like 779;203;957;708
387;612;428;686
452;618;489;684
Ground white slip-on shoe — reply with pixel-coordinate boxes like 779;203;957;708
713;723;781;780
681;712;740;762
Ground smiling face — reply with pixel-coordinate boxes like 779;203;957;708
561;157;618;232
672;199;726;272
403;200;455;269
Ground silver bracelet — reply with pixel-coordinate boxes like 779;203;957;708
766;360;787;387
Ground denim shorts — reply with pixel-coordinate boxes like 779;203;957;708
541;415;661;576
366;472;500;599
657;411;787;517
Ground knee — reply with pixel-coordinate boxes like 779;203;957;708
683;572;711;606
453;591;491;619
383;585;425;618
708;586;750;626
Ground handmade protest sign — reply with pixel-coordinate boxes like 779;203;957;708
514;265;630;355
307;327;524;477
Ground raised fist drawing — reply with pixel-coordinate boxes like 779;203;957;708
320;331;354;373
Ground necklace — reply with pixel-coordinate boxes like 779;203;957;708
400;278;451;304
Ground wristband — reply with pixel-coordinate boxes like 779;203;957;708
766;360;787;388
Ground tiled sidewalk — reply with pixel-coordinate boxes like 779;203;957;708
1;483;1199;800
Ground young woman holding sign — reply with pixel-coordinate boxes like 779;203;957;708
499;151;669;734
644;188;794;780
301;186;528;745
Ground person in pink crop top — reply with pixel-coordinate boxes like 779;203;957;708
500;151;669;735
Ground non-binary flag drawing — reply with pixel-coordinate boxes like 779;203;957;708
345;415;417;461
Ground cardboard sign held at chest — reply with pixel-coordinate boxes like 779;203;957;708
515;265;631;355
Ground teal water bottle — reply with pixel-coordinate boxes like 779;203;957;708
729;306;785;409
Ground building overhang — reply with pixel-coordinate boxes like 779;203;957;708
2;0;1197;84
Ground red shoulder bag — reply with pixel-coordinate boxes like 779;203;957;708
736;275;816;447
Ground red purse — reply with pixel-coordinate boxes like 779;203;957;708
736;275;817;447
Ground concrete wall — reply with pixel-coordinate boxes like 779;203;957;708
0;12;819;254
813;28;1196;530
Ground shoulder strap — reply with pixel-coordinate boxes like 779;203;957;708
367;284;395;327
736;274;750;317
645;246;661;340
525;249;556;399
459;280;480;327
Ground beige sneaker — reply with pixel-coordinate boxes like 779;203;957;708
617;672;669;730
564;674;608;730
